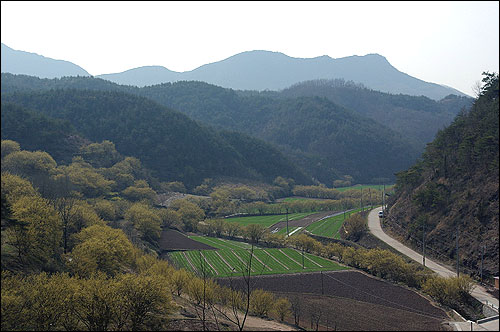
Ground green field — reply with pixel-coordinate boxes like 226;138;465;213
305;207;365;238
275;226;299;235
334;184;394;192
224;212;316;227
280;197;331;202
188;236;257;250
168;246;348;277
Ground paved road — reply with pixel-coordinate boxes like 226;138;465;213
367;207;499;331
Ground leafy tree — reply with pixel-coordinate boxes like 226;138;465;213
93;198;117;221
2;150;57;189
121;179;157;202
1;172;38;205
250;289;274;317
79;140;123;168
124;202;162;248
160;181;187;193
273;297;291;322
69;224;135;276
58;157;114;197
1;140;20;159
171;199;205;232
342;213;367;241
243;224;267;244
8;195;62;271
116;273;173;330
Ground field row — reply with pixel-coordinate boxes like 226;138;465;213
167;247;347;277
188;235;256;250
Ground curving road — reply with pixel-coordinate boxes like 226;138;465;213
367;207;499;331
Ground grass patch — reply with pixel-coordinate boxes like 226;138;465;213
275;226;299;235
168;246;348;277
306;208;365;238
189;235;256;250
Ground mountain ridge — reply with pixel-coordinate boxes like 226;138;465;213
1;43;90;78
97;50;468;100
1;43;468;100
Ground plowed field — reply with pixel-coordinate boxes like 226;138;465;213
217;270;450;331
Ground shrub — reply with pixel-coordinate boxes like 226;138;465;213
250;289;274;317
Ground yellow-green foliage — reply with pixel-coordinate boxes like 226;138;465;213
69;224;135;277
422;275;474;305
170;199;205;232
58;157;115;197
2;150;57;181
1;140;21;159
250;289;275;317
121;180;157;202
124;202;162;245
1;270;173;331
93;198;118;221
273;297;291;322
8;195;62;270
1;172;38;205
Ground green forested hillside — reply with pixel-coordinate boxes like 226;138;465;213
132;81;422;183
279;79;473;149
1;89;310;187
387;72;499;278
1;103;86;163
1;73;467;184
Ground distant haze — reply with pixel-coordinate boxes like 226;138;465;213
1;43;90;78
96;50;468;100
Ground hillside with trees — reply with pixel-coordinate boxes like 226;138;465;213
279;79;474;150
1;73;470;185
1;89;310;188
386;72;499;279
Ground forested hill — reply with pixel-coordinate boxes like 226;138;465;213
1;74;424;184
1;89;311;188
386;73;499;278
279;79;474;149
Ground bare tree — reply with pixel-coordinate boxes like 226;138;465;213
290;294;302;326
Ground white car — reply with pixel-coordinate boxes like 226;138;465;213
378;211;384;218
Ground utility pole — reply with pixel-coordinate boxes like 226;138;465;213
360;187;363;212
456;225;459;277
343;200;346;220
286;207;289;237
422;218;426;267
382;184;386;212
480;245;485;283
302;247;305;269
369;188;372;209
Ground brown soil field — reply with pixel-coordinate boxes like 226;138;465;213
217;270;451;331
158;229;215;253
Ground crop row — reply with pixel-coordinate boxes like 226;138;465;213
168;247;347;277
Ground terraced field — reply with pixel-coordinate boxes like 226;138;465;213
305;207;365;238
167;243;347;277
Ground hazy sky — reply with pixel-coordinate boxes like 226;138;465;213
1;1;499;96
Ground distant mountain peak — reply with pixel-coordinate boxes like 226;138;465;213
1;43;90;78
